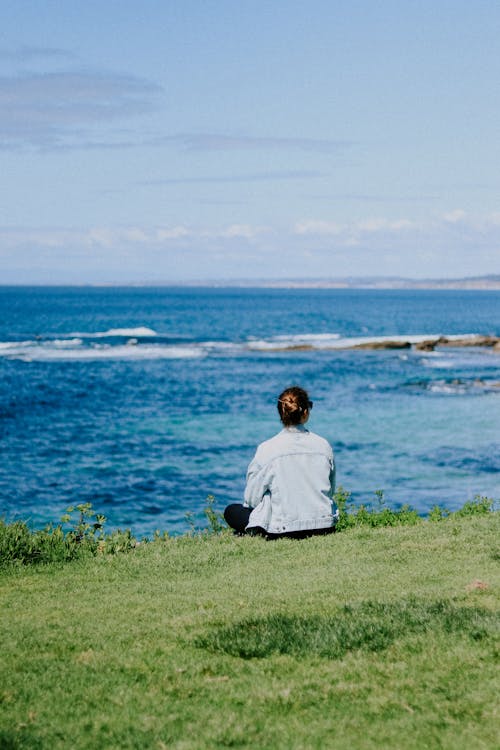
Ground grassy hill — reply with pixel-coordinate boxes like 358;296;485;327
1;510;499;749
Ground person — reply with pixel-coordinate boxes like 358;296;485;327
224;386;338;539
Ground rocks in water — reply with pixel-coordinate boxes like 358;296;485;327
351;340;412;350
415;340;438;351
254;334;500;353
415;335;500;352
438;335;499;348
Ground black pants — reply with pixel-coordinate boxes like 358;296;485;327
223;503;336;540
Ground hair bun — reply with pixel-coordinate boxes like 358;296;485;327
277;386;310;426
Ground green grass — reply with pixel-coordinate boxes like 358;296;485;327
0;513;499;749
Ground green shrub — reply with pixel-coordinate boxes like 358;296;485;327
453;495;495;517
335;487;421;530
0;504;137;565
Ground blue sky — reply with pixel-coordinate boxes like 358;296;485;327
1;0;499;283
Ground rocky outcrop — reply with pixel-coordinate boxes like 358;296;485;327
351;340;412;350
255;334;500;353
415;335;500;351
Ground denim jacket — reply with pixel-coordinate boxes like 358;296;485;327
244;424;337;533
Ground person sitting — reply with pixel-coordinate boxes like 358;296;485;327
224;386;338;539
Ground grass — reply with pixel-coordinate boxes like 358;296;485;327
0;509;499;749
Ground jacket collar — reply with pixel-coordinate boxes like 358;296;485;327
283;424;309;433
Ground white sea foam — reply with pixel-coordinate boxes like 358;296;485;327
69;326;158;338
0;340;34;350
247;332;342;350
52;338;84;347
0;341;204;361
428;381;468;394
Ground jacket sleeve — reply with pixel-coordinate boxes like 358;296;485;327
329;455;336;498
243;456;269;508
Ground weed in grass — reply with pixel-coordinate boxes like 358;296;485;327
196;599;499;660
204;494;226;534
428;505;450;522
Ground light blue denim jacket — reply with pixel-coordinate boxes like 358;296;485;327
244;424;337;533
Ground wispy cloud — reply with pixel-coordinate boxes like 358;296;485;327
0;69;162;151
0;46;75;63
156;133;351;153
303;192;439;204
139;170;324;186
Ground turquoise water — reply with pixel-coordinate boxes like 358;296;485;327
0;287;499;534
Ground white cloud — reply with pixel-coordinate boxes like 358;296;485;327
294;220;343;236
1;211;499;282
442;209;466;223
217;224;268;240
0;223;267;250
294;217;414;240
355;218;414;232
156;226;191;240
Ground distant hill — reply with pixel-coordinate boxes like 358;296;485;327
152;275;500;289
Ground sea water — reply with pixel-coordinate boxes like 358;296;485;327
0;286;499;535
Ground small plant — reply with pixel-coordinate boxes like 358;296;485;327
428;505;450;522
204;494;225;534
184;511;197;535
61;503;106;545
333;486;354;531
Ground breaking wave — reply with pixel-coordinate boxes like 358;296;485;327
0;329;495;362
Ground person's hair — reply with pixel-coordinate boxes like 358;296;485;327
277;386;311;427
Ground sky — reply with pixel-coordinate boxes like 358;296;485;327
1;0;499;283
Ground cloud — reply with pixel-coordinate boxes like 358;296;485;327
2;211;498;282
294;217;414;239
294;220;343;236
207;224;269;240
442;209;467;223
157;133;350;153
356;218;414;232
0;69;162;151
139;170;324;186
0;222;271;252
0;46;75;63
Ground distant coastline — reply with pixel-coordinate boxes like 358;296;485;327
166;275;500;290
2;275;500;289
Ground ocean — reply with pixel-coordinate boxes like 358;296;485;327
0;286;499;535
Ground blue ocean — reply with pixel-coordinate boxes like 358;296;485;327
0;286;499;535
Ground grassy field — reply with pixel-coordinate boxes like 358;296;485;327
1;513;499;749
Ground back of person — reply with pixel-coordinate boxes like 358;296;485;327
245;425;334;533
224;385;338;539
